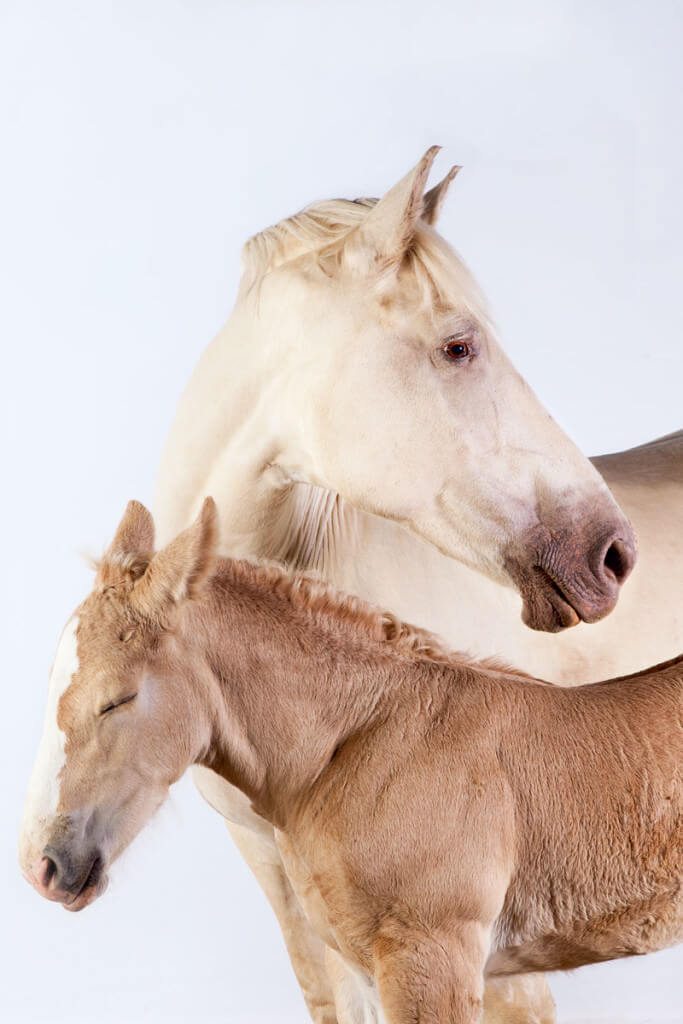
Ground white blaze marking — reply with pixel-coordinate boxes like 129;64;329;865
21;616;80;849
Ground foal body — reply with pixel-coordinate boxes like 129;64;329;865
191;563;683;1023
22;502;682;1024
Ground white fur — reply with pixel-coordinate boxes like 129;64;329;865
20;616;79;860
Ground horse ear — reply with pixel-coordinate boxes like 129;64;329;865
344;146;440;274
422;165;461;226
132;498;218;619
98;501;155;583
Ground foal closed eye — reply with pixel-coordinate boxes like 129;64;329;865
100;694;138;715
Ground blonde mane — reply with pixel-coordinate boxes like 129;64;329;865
240;197;492;320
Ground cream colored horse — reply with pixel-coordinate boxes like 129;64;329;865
152;149;682;1024
20;500;683;1024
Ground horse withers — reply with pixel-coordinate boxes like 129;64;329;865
20;501;682;1022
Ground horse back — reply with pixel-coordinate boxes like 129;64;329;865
592;429;683;486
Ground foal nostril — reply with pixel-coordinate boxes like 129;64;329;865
602;537;636;586
41;846;69;891
36;854;58;890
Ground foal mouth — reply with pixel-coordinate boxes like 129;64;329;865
64;855;108;913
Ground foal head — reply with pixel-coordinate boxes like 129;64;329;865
237;147;635;631
19;500;218;911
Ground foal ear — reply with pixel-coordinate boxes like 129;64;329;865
344;146;440;274
98;500;155;583
133;498;218;619
422;165;461;226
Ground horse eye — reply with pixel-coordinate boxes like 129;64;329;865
100;693;137;716
442;337;471;361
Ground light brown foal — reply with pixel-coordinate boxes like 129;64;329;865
21;499;683;1022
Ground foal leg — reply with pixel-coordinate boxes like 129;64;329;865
374;923;489;1024
482;973;556;1024
326;947;383;1024
227;819;337;1024
192;766;337;1022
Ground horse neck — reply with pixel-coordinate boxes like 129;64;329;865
152;307;594;682
253;481;538;663
256;482;358;574
189;560;400;826
151;303;511;647
152;307;300;554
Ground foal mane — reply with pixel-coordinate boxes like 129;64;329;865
219;558;529;680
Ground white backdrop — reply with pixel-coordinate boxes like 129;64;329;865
1;2;681;1022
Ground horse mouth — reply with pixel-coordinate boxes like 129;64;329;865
506;562;582;633
63;857;108;913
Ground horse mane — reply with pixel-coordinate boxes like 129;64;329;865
236;195;496;575
241;198;376;282
240;196;492;320
217;557;531;681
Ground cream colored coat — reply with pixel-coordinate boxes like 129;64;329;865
153;151;683;1023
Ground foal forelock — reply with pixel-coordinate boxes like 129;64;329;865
23;616;80;829
239;197;492;322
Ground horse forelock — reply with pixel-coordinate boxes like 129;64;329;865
239;198;490;322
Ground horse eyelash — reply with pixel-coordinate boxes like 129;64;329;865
100;693;138;716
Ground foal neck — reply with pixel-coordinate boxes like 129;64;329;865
190;557;406;825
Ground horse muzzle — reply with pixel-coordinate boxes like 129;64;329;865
505;508;637;633
25;844;108;912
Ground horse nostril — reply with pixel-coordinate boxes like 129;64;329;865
37;854;58;890
41;846;69;891
603;537;635;585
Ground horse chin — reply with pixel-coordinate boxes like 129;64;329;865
511;565;589;634
517;569;582;633
62;872;109;913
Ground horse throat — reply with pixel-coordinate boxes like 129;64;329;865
257;481;359;576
